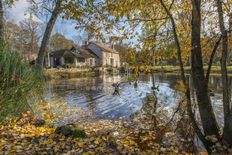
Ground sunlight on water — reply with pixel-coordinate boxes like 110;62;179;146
45;74;225;125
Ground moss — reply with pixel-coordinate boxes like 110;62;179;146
146;94;156;102
55;125;87;138
72;129;87;138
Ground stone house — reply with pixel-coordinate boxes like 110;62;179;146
46;46;97;68
87;42;121;68
45;42;121;68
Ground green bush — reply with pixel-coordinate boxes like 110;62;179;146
0;45;43;121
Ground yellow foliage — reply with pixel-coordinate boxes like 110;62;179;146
174;80;186;92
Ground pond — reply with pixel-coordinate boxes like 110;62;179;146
45;73;226;125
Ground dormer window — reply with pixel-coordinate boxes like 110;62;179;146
70;47;76;51
70;47;80;54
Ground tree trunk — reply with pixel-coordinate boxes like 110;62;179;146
36;0;62;68
191;0;219;137
216;0;232;145
160;0;218;152
227;13;232;64
206;35;222;84
0;0;4;43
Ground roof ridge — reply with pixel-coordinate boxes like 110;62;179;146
90;42;119;54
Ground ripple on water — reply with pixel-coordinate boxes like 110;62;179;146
45;74;225;123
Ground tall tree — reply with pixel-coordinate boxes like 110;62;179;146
36;0;63;68
0;0;4;42
216;0;232;145
19;16;40;54
49;33;74;51
158;0;217;152
191;0;219;137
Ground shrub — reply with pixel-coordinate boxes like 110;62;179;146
0;45;43;121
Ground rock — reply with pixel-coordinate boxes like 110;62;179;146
55;125;87;138
33;119;46;127
55;126;73;137
72;129;87;138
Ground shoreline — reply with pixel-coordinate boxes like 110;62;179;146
44;66;232;80
130;65;232;75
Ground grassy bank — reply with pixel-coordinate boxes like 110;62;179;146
131;65;232;73
44;68;101;80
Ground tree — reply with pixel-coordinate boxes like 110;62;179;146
114;43;136;65
216;0;232;145
0;0;3;42
0;0;17;43
191;0;219;137
19;16;40;54
36;0;63;68
89;0;230;152
4;19;40;62
49;33;74;51
4;21;21;49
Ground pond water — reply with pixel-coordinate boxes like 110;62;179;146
45;73;226;125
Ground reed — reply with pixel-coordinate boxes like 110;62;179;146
0;44;44;121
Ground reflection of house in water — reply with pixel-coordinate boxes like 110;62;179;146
101;74;122;93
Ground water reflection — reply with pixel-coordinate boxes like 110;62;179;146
45;73;227;121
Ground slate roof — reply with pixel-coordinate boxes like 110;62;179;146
90;42;119;54
50;47;96;59
73;46;98;58
50;49;68;57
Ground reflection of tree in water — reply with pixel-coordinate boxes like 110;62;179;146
142;73;158;115
84;92;98;114
45;73;230;124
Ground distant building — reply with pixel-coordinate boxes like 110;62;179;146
45;42;121;68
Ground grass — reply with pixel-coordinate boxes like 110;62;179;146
0;45;43;121
130;65;232;73
44;68;100;80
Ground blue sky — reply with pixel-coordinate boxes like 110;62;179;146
7;0;87;44
7;0;140;47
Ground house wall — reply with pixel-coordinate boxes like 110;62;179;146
60;57;65;66
86;58;96;67
103;51;120;67
50;57;54;67
75;58;88;67
50;56;97;68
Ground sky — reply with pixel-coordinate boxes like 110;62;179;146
6;0;140;47
7;0;87;45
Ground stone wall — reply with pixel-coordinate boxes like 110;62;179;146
103;51;120;67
